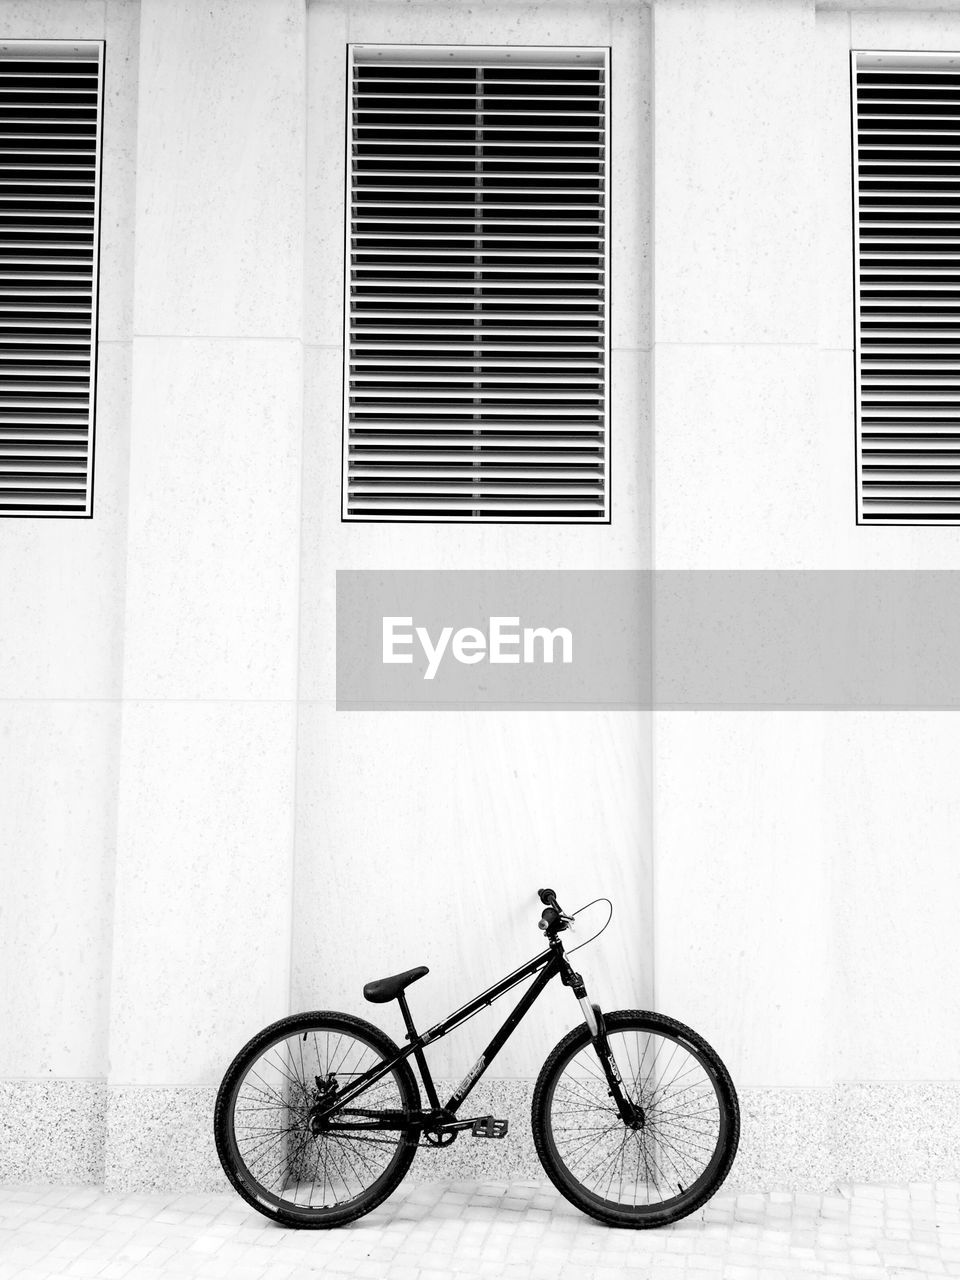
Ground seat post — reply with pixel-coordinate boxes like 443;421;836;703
395;991;418;1041
396;990;441;1112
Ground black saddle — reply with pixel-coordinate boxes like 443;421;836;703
363;965;429;1005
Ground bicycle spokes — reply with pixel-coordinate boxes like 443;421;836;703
548;1027;724;1208
229;1028;412;1212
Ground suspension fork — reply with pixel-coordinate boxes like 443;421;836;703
558;951;643;1130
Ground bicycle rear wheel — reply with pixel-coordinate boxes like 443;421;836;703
214;1011;420;1227
532;1009;739;1228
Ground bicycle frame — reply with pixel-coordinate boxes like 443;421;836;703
312;933;612;1133
217;889;739;1231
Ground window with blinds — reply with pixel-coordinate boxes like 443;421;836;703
853;50;960;524
344;44;609;523
0;40;103;518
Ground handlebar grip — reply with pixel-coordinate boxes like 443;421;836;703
538;887;558;907
538;907;559;933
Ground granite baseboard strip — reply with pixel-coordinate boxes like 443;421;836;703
0;1079;106;1185
832;1082;960;1186
104;1085;223;1193
735;1083;960;1191
2;1079;955;1193
101;1079;541;1192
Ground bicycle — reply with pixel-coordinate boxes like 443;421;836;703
214;889;740;1229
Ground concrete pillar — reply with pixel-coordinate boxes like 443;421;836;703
105;0;305;1190
0;0;138;1187
650;0;834;1188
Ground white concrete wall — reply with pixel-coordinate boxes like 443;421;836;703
651;0;960;1185
103;0;306;1189
651;0;824;1084
294;0;653;1094
819;8;960;1099
0;0;138;1184
0;0;652;1191
3;0;960;1194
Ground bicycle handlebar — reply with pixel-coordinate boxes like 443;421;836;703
537;887;571;935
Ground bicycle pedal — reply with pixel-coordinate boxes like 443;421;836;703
471;1117;508;1139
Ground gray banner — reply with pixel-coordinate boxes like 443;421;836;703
336;570;960;710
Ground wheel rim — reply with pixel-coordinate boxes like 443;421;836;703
224;1024;414;1217
544;1025;728;1213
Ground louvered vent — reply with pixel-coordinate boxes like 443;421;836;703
0;41;103;518
344;45;609;522
853;50;960;524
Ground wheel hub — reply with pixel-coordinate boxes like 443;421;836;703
622;1106;645;1130
308;1111;324;1135
308;1073;340;1133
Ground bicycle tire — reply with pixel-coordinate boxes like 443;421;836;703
214;1010;421;1228
531;1009;739;1228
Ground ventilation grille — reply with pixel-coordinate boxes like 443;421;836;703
853;50;960;524
344;45;609;522
0;42;102;518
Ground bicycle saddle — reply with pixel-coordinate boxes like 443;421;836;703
363;965;429;1004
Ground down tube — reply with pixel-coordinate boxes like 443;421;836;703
444;954;562;1113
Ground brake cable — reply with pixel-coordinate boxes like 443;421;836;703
563;897;613;955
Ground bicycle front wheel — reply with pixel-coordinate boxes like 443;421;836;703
532;1009;739;1228
214;1011;420;1227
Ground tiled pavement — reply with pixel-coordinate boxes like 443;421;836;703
1;1179;959;1280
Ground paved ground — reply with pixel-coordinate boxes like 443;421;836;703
1;1179;958;1280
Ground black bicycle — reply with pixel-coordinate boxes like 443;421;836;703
214;889;739;1229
